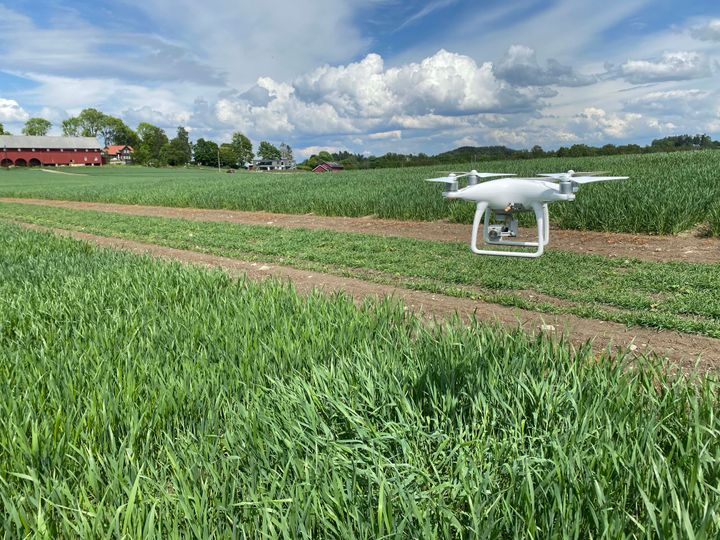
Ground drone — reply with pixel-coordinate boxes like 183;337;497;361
427;170;628;258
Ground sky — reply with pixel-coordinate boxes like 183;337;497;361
1;0;719;157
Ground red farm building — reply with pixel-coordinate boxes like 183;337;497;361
0;135;103;167
312;161;344;173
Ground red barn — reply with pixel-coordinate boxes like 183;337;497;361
312;161;344;173
0;135;103;167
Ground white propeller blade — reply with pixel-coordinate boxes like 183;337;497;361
426;176;458;183
570;175;629;184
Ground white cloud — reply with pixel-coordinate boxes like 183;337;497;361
572;107;674;139
367;130;401;140
494;45;597;87
690;19;720;42
296;145;346;158
212;50;547;141
0;98;29;122
615;51;714;83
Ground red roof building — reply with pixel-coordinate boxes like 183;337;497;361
1;135;103;167
104;145;134;164
312;161;344;173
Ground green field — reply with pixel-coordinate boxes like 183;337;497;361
1;150;719;235
2;222;719;538
1;202;719;337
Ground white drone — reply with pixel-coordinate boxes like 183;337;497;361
427;170;628;258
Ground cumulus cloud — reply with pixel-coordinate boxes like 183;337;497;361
0;98;30;122
212;50;550;141
494;45;597;87
572;107;674;139
613;51;713;84
690;19;720;42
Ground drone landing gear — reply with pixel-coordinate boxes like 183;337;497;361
470;202;549;258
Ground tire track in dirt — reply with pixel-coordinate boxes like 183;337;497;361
15;221;720;373
2;197;719;263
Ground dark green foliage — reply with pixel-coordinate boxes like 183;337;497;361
22;117;52;136
258;140;281;160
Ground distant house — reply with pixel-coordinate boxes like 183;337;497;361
312;161;344;173
0;135;103;167
104;145;134;164
252;158;294;171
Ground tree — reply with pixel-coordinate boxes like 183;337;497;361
0;123;9;135
219;144;237;168
230;132;253;166
22;117;52;136
193;138;220;167
76;108;107;137
258;141;281;160
279;142;293;163
62;117;82;136
136;123;168;164
99;116;138;147
160;126;192;166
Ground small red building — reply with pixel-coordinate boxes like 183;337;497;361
0;135;103;167
104;144;134;164
312;161;344;173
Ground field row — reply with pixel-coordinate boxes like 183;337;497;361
1;222;719;537
1;202;719;338
1;150;719;235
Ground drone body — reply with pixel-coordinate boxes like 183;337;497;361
427;170;628;258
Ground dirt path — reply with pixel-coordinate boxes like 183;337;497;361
3;197;719;263
17;222;720;373
39;169;88;176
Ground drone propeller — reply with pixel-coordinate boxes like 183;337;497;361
539;170;627;183
426;170;516;183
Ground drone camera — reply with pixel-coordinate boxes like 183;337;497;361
488;212;519;241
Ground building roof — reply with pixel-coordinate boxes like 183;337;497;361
312;161;344;172
0;135;102;150
105;145;133;154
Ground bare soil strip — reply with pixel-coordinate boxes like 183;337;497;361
16;222;720;372
3;197;718;263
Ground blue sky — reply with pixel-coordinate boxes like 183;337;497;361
1;0;719;157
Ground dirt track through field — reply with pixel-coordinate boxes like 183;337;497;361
3;198;720;263
16;222;720;373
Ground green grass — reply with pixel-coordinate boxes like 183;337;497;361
2;201;719;338
1;221;719;538
2;150;720;234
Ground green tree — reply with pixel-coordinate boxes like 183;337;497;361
133;144;152;166
258;141;281;160
101;116;138;147
193;138;220;167
219;144;237;168
230;132;253;166
0;123;9;135
160;127;192;166
62;117;82;136
76;108;106;137
136;123;169;164
22;117;52;136
279;142;293;164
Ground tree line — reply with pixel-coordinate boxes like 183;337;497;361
1;111;292;168
302;135;720;169
3;112;717;170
